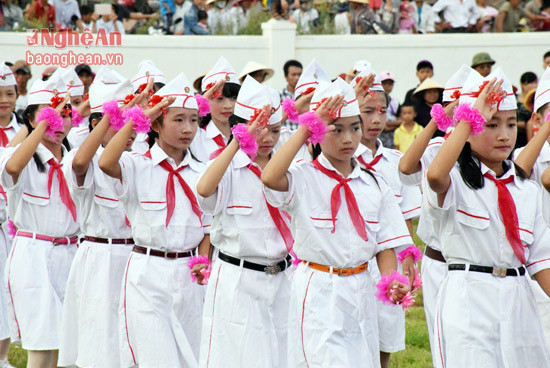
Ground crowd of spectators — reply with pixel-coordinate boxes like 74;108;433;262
0;0;549;34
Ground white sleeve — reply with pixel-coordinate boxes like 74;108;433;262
0;146;25;190
526;189;550;275
263;165;302;213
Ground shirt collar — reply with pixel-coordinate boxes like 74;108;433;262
480;160;523;188
233;148;253;168
35;143;68;164
317;152;362;179
205;120;227;140
539;141;550;163
355;140;387;161
149;143;199;171
6;114;18;130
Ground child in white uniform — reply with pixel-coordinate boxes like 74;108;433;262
196;76;291;368
99;72;211;368
262;78;413;367
427;70;550;367
0;78;79;368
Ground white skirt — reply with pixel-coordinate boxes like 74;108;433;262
4;235;77;350
0;224;12;340
119;252;205;368
287;263;380;368
199;260;291;368
434;269;549;368
58;240;132;368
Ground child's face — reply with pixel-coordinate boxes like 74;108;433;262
468;109;517;169
381;80;394;94
531;103;550;133
70;95;83;107
0;85;17;119
416;67;433;83
256;122;281;158
359;91;387;143
400;106;416;123
153;107;198;153
209;95;236;125
82;13;92;23
424;89;440;104
544;56;550;70
321;115;362;164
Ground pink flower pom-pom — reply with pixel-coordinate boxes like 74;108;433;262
188;255;211;283
430;104;454;132
7;220;16;239
195;94;211;117
71;107;83;127
36;106;64;141
232;123;258;161
412;266;422;291
282;98;300;122
200;264;212;285
289;249;301;267
298;111;328;145
123;105;151;134
397;245;423;263
453;103;486;136
545;111;550;123
102;100;125;131
399;292;415;312
375;269;410;305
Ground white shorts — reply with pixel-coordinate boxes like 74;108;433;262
119;251;204;368
4;235;76;350
528;276;550;359
199;260;291;368
0;224;12;340
59;240;132;368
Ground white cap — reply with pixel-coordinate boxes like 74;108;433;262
50;67;84;97
153;72;198;110
443;64;475;102
234;76;282;125
131;60;167;91
353;60;371;73
89;80;134;113
27;77;66;105
294;59;331;97
349;66;384;92
201;56;239;92
460;67;516;111
310;78;359;118
534;67;550;113
93;66;126;85
0;62;16;87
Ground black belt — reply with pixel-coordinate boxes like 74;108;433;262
133;245;194;259
449;264;526;277
84;236;134;245
425;245;446;263
218;251;290;275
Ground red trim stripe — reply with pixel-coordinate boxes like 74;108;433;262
534;88;550;102
29;89;55;95
527;257;550;268
206;264;222;368
436;304;445;368
301;272;314;368
202;72;236;84
95;194;118;202
23;192;49;200
310;217;333;221
6;239;20;339
123;254;137;365
140;201;166;204
403;206;421;215
456;209;489;220
296;81;318;91
378;234;410;245
365;220;379;224
519;227;533;235
227;205;252;209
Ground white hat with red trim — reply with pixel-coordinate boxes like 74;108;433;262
534;67;550;113
93;66;126;85
131;60;167;91
460;67;516;111
310;77;359;118
353;60;371;73
201;56;239;93
89;67;133;113
153;72;198;110
27;76;66;106
294;59;331;97
349;66;384;92
0;62;16;87
234;75;282;125
443;64;475;102
50;67;85;97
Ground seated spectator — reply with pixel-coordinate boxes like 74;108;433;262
198;8;208;32
171;0;192;34
411;77;443;129
432;0;479;32
52;0;81;30
206;0;229;34
96;4;125;34
272;0;290;20
227;0;253;34
333;0;351;34
0;0;24;31
291;0;319;33
79;5;96;30
398;0;415;33
475;0;498;32
25;0;56;28
538;0;550;30
403;59;433;105
411;0;437;34
496;0;540;31
75;64;93;94
471;51;495;77
525;0;543;29
184;0;209;34
161;0;175;32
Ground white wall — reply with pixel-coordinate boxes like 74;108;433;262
2;20;549;102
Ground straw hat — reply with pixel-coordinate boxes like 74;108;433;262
413;78;444;96
524;88;536;113
193;69;210;93
238;61;274;83
349;0;369;4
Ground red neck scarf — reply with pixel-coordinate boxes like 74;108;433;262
357;153;382;172
0;126;13;147
483;172;525;264
209;134;227;160
47;159;77;221
311;158;368;241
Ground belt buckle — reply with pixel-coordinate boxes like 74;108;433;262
52;237;66;246
164;252;177;260
264;264;281;275
492;267;507;277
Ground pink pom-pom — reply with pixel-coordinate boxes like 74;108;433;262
122;105;151;134
7;220;16;239
375;270;415;311
102;100;125;131
412;266;422;291
188;255;211;283
298;111;329;145
200;264;212;285
430;104;454;132
397;245;423;263
282;98;300;122
453;103;486;136
195;94;211;117
289;249;301;267
399;292;415;311
71;107;83;127
232;123;258;161
545;111;550;122
36;106;64;141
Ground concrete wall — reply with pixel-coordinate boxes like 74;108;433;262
2;20;549;102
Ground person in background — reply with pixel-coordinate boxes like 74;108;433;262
197;8;208;32
51;0;81;30
280;59;302;101
403;59;433;105
75;64;93;95
25;0;56;29
13;60;31;118
291;0;319;33
41;66;57;81
432;0;479;32
471;52;495;77
517;71;538;148
95;4;125;34
79;5;96;30
160;0;175;32
0;0;23;31
184;0;209;34
545;51;550;70
238;61;274;84
380;71;400;148
394;103;424;153
411;0;437;34
495;0;540;31
475;0;498;32
171;0;192;34
411;77;444;129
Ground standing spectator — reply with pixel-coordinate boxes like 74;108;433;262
403;59;433;105
184;0;209;34
197;8;208;32
432;0;479;32
172;0;192;34
51;0;81;30
206;0;229;34
496;0;539;31
471;51;495;77
12;60;31;118
96;5;125;34
398;0;415;33
517;71;538;147
79;5;96;30
393;103;424;153
0;0;24;31
75;64;93;94
411;0;436;33
280;59;302;130
380;71;400;148
291;0;319;33
411;77;443;128
525;0;543;29
349;0;377;34
475;0;498;32
227;0;253;34
333;0;351;33
25;0;56;28
160;0;175;32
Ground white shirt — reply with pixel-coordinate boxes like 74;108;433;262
15;94;27;116
412;2;437;33
0;114;24;223
52;0;81;28
432;0;479;28
292;8;319;33
264;153;413;268
131;133;150;154
274;127;312;164
190;121;229;163
0;144;80;236
1;114;23;143
356;141;421;220
66;117;89;149
96;18;125;35
104;143;211;252
199;149;289;264
426;162;550;275
64;146;132;239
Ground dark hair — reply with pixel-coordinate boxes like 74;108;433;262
397;102;415;116
80;4;93;15
457;142;526;189
537;101;550;115
89;112;103;132
545;51;550;59
416;60;433;72
198;9;208;21
199;82;241;129
520;71;537;85
23;105;71;173
283;60;303;77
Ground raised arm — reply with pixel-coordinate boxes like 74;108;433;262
514;117;550;177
